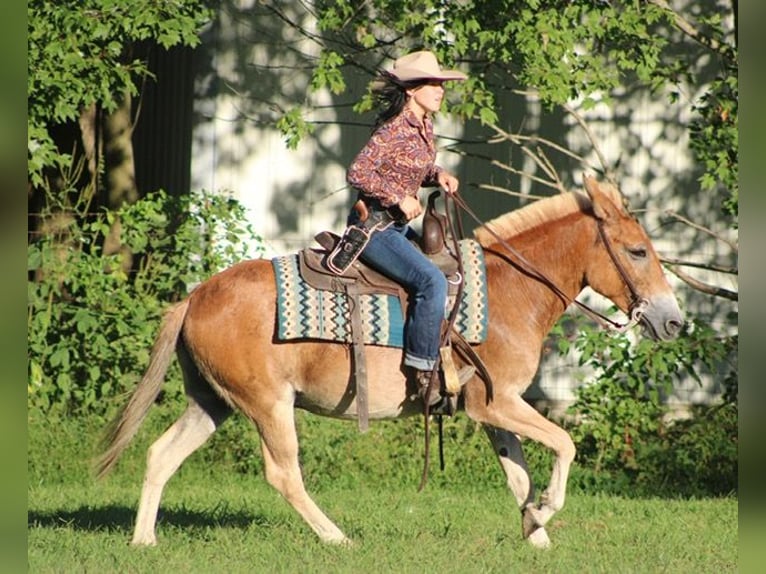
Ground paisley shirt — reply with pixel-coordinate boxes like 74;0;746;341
347;107;443;208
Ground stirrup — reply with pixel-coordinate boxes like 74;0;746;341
434;366;474;416
416;366;474;416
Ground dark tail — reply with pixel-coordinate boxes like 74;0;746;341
94;299;190;479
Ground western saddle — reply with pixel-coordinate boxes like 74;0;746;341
296;192;464;431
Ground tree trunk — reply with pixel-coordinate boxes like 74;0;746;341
102;91;138;267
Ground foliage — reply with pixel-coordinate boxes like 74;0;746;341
564;317;737;493
689;72;738;222
27;0;213;187
27;190;263;416
633;401;737;497
297;0;740;231
294;1;688;134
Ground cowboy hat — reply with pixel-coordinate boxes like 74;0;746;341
389;50;467;82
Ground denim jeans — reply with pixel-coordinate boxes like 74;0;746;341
358;222;447;370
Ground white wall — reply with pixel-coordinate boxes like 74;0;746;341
190;2;736;406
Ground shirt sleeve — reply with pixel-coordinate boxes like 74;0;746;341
422;164;443;187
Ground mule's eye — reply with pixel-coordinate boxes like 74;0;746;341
628;246;647;259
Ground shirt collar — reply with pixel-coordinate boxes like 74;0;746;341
402;106;430;129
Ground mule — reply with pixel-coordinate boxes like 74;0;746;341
96;175;683;548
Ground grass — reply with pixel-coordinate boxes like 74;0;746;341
28;407;738;573
28;479;737;573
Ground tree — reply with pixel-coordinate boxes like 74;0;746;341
282;0;737;216
27;0;213;231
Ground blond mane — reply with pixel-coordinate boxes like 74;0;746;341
472;183;624;247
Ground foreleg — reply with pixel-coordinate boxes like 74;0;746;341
483;425;551;548
468;390;575;547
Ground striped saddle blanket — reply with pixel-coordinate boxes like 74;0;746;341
272;239;488;347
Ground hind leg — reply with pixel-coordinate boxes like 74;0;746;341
252;396;349;544
132;397;231;545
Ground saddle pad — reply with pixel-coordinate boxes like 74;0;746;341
272;239;488;347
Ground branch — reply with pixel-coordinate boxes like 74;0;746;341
562;102;615;184
660;257;737;276
472;183;550;201
487;120;587;165
662;210;738;252
490;92;617;189
446;147;564;194
647;0;734;58
665;264;738;301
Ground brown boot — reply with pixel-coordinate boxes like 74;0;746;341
415;368;474;415
415;369;443;411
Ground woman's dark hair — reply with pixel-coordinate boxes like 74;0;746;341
371;71;427;128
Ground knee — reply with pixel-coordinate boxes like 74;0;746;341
560;433;576;463
420;267;447;300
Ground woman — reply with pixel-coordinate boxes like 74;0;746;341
345;50;472;414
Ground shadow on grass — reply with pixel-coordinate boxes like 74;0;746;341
27;504;274;534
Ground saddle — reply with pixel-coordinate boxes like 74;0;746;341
296;193;463;431
299;231;461;306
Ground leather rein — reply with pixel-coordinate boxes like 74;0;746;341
450;193;649;333
419;191;648;491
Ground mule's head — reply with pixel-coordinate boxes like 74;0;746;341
582;175;683;341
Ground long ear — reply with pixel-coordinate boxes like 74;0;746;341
583;174;621;221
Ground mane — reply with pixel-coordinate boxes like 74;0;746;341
472;184;623;247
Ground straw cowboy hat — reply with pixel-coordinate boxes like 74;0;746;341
389;50;467;82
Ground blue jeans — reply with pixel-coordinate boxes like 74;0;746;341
359;222;447;370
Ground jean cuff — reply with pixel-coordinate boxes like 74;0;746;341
403;353;436;371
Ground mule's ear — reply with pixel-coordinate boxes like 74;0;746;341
583;174;620;221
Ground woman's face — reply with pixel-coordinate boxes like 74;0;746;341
406;81;445;117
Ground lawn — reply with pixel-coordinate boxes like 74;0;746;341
28;408;737;573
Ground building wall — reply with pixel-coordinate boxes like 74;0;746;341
186;1;736;407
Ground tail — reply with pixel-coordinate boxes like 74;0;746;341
94;299;190;479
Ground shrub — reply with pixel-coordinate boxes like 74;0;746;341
27;190;263;417
633;402;738;497
564;317;737;497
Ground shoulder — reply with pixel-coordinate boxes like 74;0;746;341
373;112;417;140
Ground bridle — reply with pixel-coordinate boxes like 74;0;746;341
420;191;649;490
450;193;649;333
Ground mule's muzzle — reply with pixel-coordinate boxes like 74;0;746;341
640;294;684;341
663;317;684;339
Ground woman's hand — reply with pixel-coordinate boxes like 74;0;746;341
398;195;423;220
437;170;460;195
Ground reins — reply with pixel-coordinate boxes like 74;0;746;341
418;190;648;492
451;194;649;333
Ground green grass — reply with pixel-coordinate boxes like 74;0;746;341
28;479;737;573
28;407;738;573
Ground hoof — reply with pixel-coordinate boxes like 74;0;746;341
320;532;352;546
130;536;157;547
527;527;551;549
522;506;542;539
330;536;353;547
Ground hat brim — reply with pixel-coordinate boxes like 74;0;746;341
390;69;467;82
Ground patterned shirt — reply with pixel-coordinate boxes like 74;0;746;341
347;107;443;208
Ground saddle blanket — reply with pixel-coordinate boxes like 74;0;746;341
272;239;488;347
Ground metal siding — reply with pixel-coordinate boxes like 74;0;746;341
133;44;194;197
